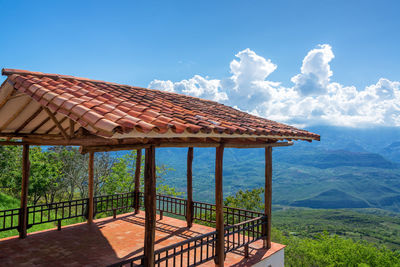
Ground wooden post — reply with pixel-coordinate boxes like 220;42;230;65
144;145;156;267
134;149;142;214
87;151;94;224
186;147;194;228
264;147;272;249
215;145;225;266
19;144;30;239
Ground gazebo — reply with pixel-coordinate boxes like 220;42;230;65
0;69;319;266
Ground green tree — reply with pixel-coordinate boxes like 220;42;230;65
224;187;264;212
104;150;181;196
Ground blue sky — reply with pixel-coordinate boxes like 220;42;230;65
0;0;399;127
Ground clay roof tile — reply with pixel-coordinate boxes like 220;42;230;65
0;68;320;141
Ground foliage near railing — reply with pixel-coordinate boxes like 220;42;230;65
156;194;187;217
27;198;88;227
95;192;135;214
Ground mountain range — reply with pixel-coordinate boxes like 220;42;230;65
150;125;400;212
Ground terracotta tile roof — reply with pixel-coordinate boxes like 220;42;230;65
1;68;320;141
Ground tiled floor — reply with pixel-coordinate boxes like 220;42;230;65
0;212;284;266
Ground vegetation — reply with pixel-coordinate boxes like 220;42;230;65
1;144;400;266
272;229;400;267
226;188;400;266
0;146;179;205
154;146;400;212
273;207;400;250
0;146;180;239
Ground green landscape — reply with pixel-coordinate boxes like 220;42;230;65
1;126;400;266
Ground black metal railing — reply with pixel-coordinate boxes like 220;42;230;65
107;254;145;267
193;201;215;224
192;200;263;226
156;194;187;218
0;192;139;233
1;191;264;234
0;207;20;231
27;198;88;227
95;192;135;214
108;216;267;267
0;191;267;267
224;216;266;253
154;230;217;267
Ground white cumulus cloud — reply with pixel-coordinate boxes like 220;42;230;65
148;75;227;102
148;45;400;128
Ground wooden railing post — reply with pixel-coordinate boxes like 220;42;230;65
144;145;156;267
134;149;142;214
19;144;30;239
87;151;94;224
186;147;194;228
214;144;225;266
264;147;272;249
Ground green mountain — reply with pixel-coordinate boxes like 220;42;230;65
144;125;400;212
291;189;370;209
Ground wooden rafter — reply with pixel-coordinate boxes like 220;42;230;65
43;108;69;140
0;98;31;132
45;116;68;134
8;92;26;100
15;107;43;134
69;119;75;138
30;116;51;134
0;83;15;110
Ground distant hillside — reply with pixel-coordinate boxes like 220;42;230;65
303;125;400;162
273;147;398;169
114;125;400;212
382;141;400;164
291;189;370;209
152;145;400;212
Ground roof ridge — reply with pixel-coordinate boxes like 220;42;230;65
1;68;222;104
2;68;123;86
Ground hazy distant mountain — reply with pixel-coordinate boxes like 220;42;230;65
382;142;400;163
119;125;400;212
302;125;400;162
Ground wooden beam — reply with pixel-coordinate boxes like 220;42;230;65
264;147;272;249
79;141;292;153
144;145;156;267
8;93;26;100
87;151;94;224
45;116;68;134
134;149;142;214
225;141;293;148
158;142;219;148
0;98;31;132
69;119;75;138
0;84;15;110
15;107;43;134
214;144;225;266
19;144;30;239
186;147;194;228
43;108;69;140
80;144;150;154
30;116;51;134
